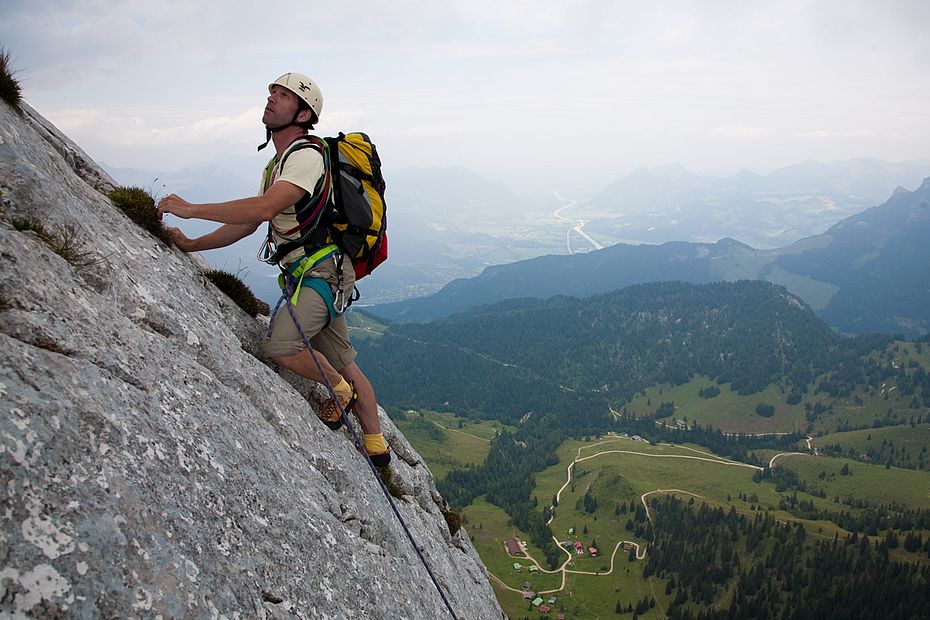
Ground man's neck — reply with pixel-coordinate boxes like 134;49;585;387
272;126;309;158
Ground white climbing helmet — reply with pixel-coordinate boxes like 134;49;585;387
269;73;323;120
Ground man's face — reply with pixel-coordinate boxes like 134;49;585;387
263;85;301;128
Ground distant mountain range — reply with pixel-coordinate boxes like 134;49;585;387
101;161;258;203
581;158;930;249
102;157;930;316
370;177;930;337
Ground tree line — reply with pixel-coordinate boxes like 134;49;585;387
647;496;930;619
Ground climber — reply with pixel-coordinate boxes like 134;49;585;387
155;73;390;467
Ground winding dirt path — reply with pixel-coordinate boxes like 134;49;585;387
488;435;769;595
428;419;491;444
769;451;809;468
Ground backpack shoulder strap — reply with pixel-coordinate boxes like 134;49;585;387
259;135;334;266
279;136;326;174
260;136;325;194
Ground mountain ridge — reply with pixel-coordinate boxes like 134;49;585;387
371;178;930;337
360;280;855;422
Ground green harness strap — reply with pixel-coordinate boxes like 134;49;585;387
277;243;342;324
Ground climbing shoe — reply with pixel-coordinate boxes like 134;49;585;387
364;433;392;468
317;380;358;430
367;450;391;468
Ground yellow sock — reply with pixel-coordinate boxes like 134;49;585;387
364;433;388;454
333;377;352;403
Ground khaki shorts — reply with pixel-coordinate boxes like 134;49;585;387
261;256;357;370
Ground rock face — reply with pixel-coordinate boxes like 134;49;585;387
0;102;503;619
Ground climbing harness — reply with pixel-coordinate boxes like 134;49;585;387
268;274;459;619
272;244;359;326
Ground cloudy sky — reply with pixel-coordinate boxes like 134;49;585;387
3;0;929;195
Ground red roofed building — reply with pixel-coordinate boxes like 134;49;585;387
505;538;522;556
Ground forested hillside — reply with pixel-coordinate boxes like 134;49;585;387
650;496;930;619
773;178;930;334
362;280;885;420
357;280;930;580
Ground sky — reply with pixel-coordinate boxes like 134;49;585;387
3;0;930;195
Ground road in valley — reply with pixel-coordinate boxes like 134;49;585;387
554;192;603;254
487;434;772;598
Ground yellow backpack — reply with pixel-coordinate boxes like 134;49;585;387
323;132;388;280
259;132;388;282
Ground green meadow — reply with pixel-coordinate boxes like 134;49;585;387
622;372;924;436
394;410;516;480
456;433;930;617
811;424;930;469
770;452;930;509
875;340;930;370
465;491;670;620
623;376;808;434
346;310;387;342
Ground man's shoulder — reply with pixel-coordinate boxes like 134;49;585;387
274;139;325;190
285;138;325;161
280;140;324;172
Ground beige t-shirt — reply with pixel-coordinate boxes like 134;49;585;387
262;145;326;267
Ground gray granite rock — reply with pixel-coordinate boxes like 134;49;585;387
0;101;503;619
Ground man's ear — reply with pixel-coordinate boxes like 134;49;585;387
296;107;314;125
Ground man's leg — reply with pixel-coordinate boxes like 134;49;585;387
308;315;391;465
271;347;344;390
338;361;390;465
263;286;355;428
339;362;380;435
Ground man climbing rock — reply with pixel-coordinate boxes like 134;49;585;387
156;72;390;467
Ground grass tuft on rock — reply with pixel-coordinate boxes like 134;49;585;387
11;216;45;236
0;47;23;114
108;186;171;244
377;465;405;499
12;217;101;272
205;269;270;318
441;506;463;537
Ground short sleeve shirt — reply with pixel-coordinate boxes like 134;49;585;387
262;145;326;267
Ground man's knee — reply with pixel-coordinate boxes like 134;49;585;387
339;361;365;380
269;350;299;370
271;347;320;370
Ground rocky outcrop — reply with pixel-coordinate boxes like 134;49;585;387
0;101;503;619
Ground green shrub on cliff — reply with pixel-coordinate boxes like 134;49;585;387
205;269;269;318
1;47;23;114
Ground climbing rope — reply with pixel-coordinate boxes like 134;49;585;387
272;274;459;619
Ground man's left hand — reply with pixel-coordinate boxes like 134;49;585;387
157;194;195;220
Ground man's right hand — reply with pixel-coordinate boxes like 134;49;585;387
165;226;199;252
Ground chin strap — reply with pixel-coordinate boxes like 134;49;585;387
258;108;315;151
257;127;275;151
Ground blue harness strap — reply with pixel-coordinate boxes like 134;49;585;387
300;276;339;325
275;243;342;328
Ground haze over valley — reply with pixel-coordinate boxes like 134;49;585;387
105;157;930;309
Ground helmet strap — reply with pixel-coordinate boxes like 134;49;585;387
257;127;273;151
257;108;306;151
